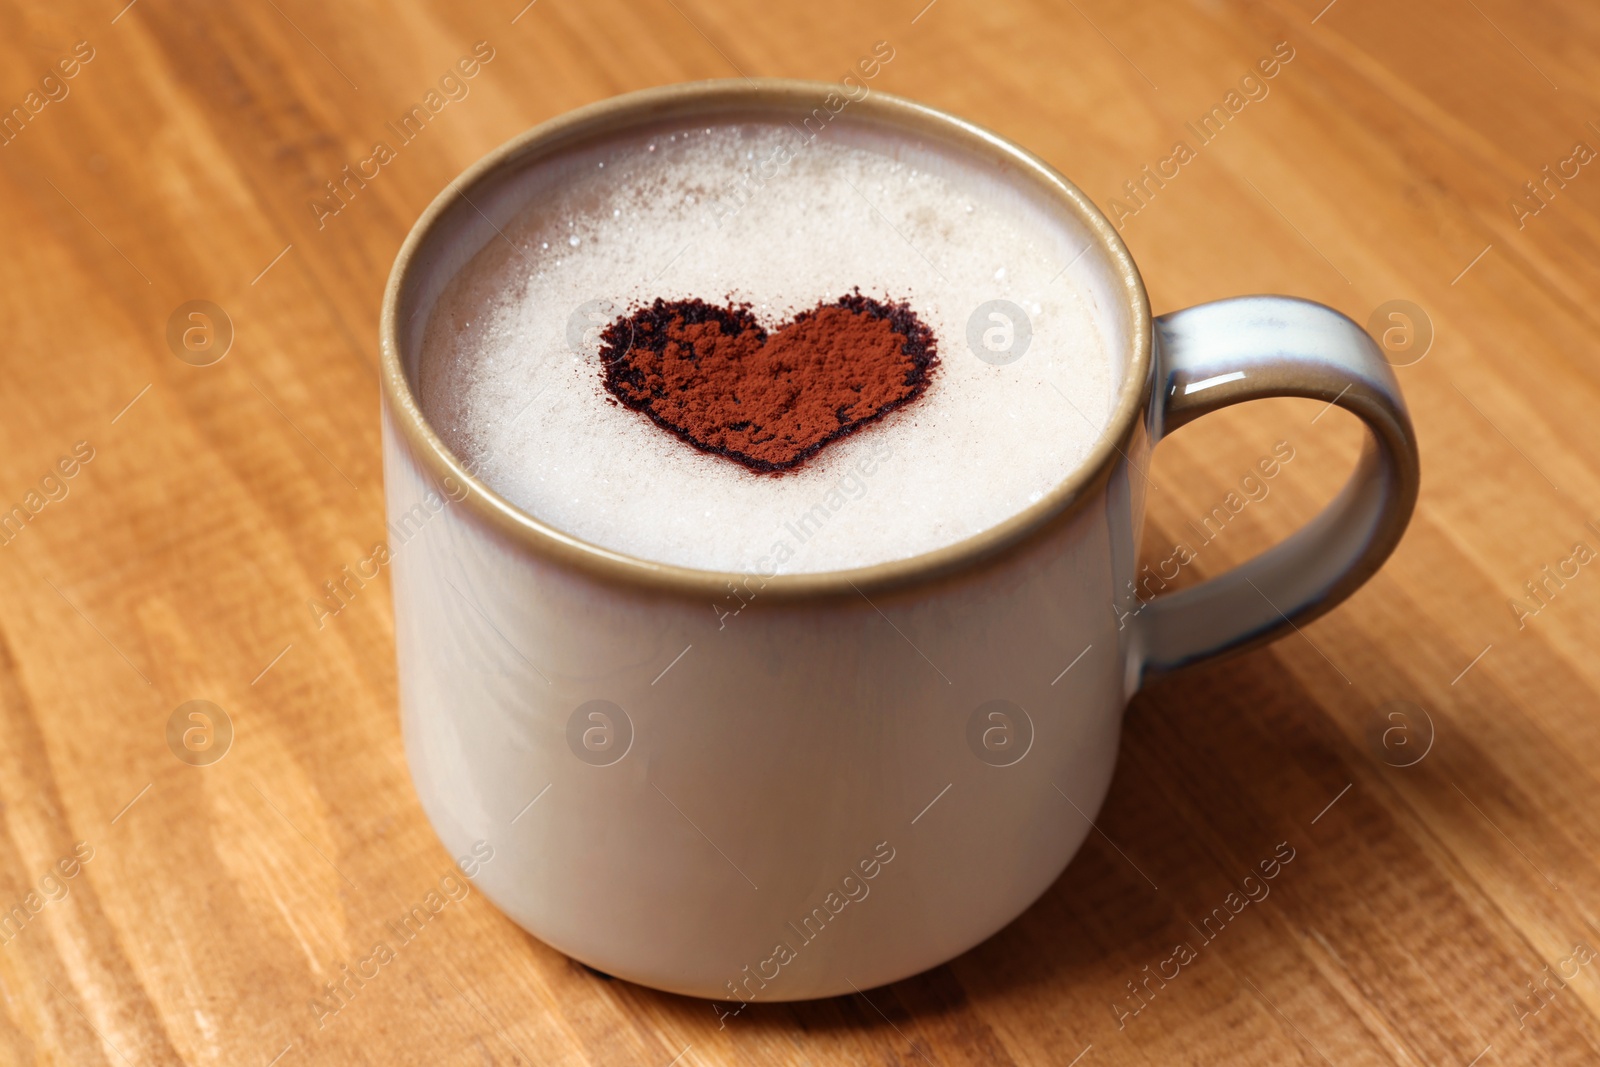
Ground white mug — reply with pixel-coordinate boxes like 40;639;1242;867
380;80;1419;1003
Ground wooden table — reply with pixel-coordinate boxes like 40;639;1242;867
2;0;1597;1062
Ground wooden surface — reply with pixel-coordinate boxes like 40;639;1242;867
2;0;1599;1063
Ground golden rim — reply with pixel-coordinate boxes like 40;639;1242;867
380;78;1152;600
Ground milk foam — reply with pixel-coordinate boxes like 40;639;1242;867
418;119;1120;574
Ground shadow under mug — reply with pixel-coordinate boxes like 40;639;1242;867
380;79;1419;1002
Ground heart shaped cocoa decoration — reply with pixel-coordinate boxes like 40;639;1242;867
598;294;937;473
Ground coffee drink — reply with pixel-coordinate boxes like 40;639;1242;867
418;119;1118;573
388;82;1421;1003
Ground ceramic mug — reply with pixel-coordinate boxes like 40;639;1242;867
380;80;1419;1002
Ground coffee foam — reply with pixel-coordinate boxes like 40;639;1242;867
418;118;1121;574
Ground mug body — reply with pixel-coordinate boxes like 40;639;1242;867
381;80;1153;1001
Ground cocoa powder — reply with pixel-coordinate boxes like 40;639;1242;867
599;293;937;473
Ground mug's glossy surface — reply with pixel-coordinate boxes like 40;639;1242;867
381;80;1417;1001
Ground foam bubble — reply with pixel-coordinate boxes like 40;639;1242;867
418;120;1117;574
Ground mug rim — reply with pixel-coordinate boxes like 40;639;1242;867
380;78;1152;599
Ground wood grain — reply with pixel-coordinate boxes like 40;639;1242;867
2;0;1599;1063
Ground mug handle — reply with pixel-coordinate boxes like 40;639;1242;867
1133;296;1421;683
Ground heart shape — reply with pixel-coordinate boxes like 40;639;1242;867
598;294;937;473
